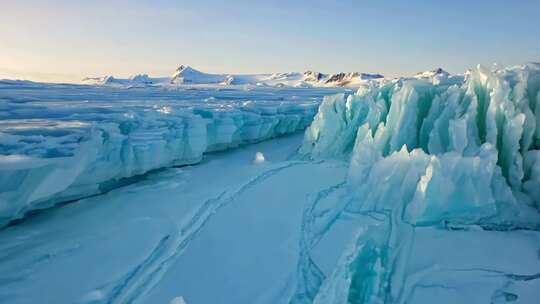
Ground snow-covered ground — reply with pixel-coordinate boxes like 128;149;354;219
1;64;540;304
0;134;350;304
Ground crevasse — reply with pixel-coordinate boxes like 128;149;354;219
300;64;540;303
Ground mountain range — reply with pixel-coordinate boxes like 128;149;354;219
82;65;385;88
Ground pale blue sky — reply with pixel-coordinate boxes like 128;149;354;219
1;0;539;82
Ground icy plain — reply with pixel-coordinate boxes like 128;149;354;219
1;64;540;304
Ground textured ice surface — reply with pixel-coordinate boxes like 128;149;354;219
0;82;346;226
302;64;540;211
300;64;540;302
1;64;539;304
1;131;538;304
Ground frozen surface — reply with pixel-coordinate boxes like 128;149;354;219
0;134;350;304
0;82;346;225
1;132;538;304
1;64;539;304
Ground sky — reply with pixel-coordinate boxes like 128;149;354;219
1;0;539;83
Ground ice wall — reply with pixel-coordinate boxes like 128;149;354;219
300;64;540;303
302;64;540;209
0;85;332;227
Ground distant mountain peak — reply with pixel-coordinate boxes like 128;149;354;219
172;65;197;77
175;65;190;72
129;74;153;84
303;71;325;82
171;65;227;85
415;68;450;78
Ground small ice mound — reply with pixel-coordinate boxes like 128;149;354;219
254;152;265;164
170;296;187;304
78;290;104;303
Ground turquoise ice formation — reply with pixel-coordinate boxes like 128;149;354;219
300;64;540;303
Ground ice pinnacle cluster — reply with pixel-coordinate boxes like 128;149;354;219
299;63;540;303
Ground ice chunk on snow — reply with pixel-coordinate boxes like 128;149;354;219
253;152;265;164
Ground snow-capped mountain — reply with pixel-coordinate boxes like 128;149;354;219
81;75;119;85
323;71;384;86
413;67;464;85
82;74;168;86
170;65;230;85
81;65;385;88
414;67;450;78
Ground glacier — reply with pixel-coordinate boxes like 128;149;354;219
0;64;539;304
0;81;346;226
